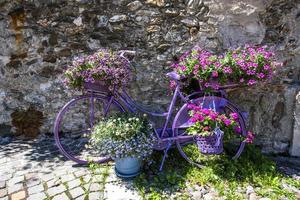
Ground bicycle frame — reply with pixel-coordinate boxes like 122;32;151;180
92;80;248;170
106;83;187;142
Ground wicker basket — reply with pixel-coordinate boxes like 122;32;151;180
83;80;110;93
196;134;224;155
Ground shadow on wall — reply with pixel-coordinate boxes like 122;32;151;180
11;106;44;138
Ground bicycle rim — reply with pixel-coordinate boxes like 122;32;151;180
173;96;247;167
54;94;125;164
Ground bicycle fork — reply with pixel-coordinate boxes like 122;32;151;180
159;141;172;171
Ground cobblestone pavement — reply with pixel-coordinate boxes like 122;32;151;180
1;136;300;200
0;136;140;200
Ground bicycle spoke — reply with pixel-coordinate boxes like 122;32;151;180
54;95;124;164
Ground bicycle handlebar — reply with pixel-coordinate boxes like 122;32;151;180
118;50;136;57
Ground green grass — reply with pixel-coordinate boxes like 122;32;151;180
132;145;298;200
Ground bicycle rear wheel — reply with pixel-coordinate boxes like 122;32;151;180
172;96;247;168
54;94;125;164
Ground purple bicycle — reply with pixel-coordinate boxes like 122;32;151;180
54;50;248;170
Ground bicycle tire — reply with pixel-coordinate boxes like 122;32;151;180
54;94;125;164
172;95;247;168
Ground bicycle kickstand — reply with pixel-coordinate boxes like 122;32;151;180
159;141;172;172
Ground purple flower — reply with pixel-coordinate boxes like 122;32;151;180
257;73;265;79
223;67;233;74
263;65;270;70
247;79;257;86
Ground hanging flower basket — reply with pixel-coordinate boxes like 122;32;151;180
195;132;224;155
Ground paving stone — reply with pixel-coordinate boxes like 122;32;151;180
40;173;55;182
0;189;7;198
74;170;88;177
54;169;67;176
7;176;24;186
60;174;75;182
82;174;92;183
75;195;86;200
0;158;7;164
7;183;23;194
104;183;140;200
47;185;66;197
0;182;5;189
11;190;26;200
26;179;40;187
69;187;85;198
89;192;102;200
1;174;12;181
52;192;69;200
0;196;8;200
46;179;60;188
28;184;44;195
85;183;101;192
27;192;47;200
67;179;81;189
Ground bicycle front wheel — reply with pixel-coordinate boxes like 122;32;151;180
54;94;125;164
172;96;247;168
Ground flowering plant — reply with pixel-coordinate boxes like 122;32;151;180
90;115;156;159
64;49;131;92
187;104;240;137
187;104;254;143
171;45;281;91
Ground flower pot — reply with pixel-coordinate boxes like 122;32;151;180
115;157;142;178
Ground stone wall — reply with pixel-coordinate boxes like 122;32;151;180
0;0;299;155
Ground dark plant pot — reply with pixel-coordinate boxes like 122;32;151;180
115;157;142;178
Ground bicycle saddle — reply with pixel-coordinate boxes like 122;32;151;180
166;72;182;80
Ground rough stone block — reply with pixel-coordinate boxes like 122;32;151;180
290;91;300;157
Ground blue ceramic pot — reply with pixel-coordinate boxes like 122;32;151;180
115;157;141;178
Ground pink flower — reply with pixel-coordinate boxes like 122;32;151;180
224;119;232;126
209;113;217;120
212;71;218;78
245;131;255;143
230;113;239;121
240;78;245;83
234;126;242;133
202;109;210;115
203;126;210;131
